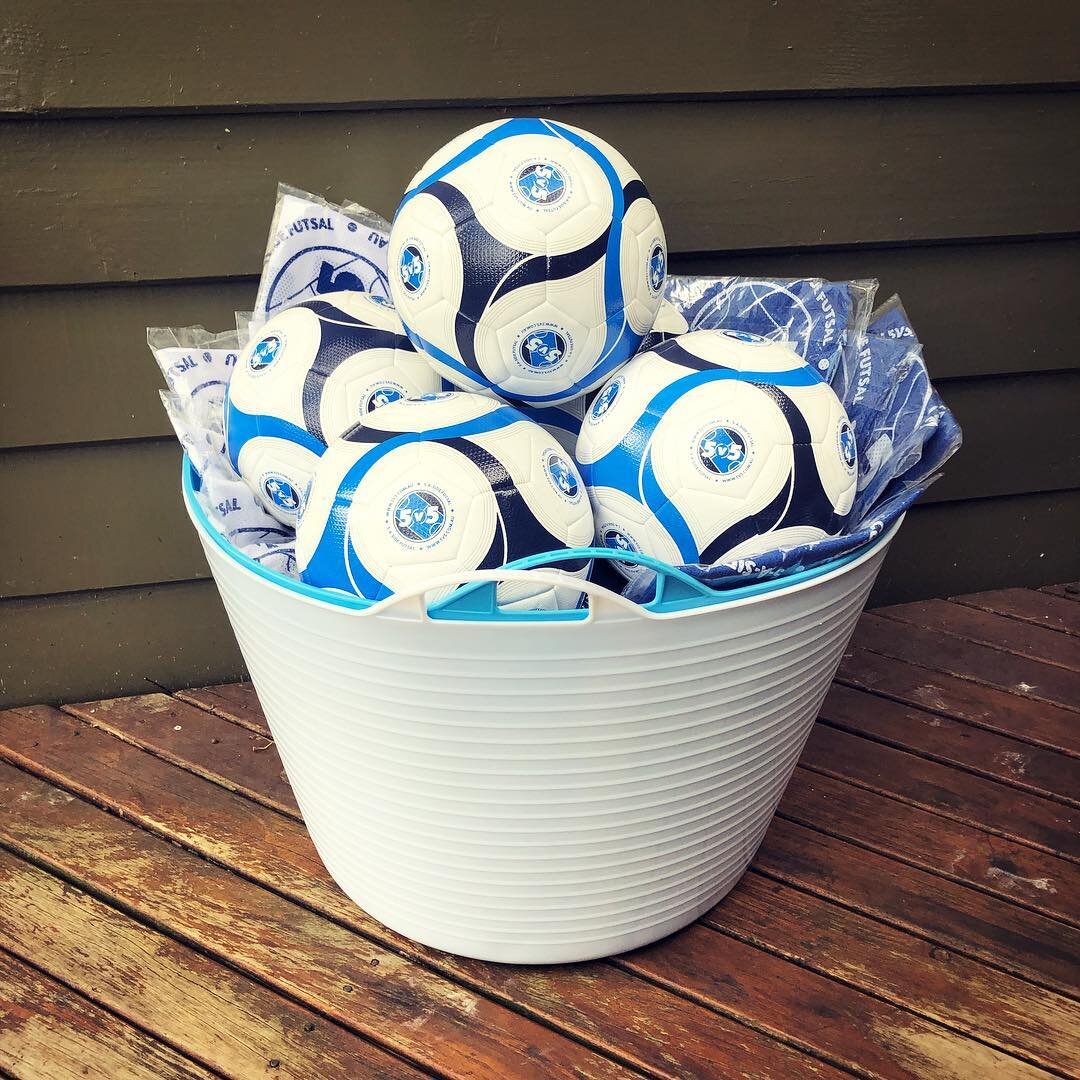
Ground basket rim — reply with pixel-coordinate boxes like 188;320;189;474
182;455;899;620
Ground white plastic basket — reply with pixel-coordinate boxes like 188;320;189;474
183;459;900;963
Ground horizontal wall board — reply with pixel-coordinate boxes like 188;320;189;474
3;491;1076;707
4;2;1080;114
931;371;1080;503
2;441;206;598
867;490;1080;607
5;239;1079;450
5;369;1079;597
0;579;244;709
4;92;1080;288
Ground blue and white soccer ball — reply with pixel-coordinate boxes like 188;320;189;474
388;118;667;405
224;292;441;524
576;329;858;577
296;392;595;606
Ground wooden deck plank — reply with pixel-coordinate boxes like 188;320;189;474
799;724;1078;859
50;694;1079;1074
756;818;1080;999
878;599;1080;672
853;613;1080;712
0;711;838;1080
618;926;1055;1080
818;684;1080;808
0;757;635;1080
837;646;1080;757
175;682;269;735
779;771;1080;924
0;848;426;1080
1041;584;1080;602
67;693;299;815
699;878;1078;1073
0;947;214;1080
957;588;1080;636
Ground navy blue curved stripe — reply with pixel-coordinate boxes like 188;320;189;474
489;228;610;307
653;339;826;385
699;468;794;564
622;178;650;209
751;382;850;537
302;299;370;326
300;318;410;442
440;436;589;573
421;180;527;374
224;399;325;473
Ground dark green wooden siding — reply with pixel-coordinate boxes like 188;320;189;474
2;3;1078;706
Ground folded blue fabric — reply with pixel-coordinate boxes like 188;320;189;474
664;275;875;380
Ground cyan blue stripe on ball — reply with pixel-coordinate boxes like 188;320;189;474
389;117;666;405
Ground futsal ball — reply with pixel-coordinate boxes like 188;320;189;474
296;392;595;606
576;329;857;577
224;292;441;524
388;117;667;405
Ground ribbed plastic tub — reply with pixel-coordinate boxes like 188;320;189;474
183;458;900;963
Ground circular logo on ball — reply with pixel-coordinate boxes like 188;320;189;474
697;426;749;478
392;488;447;545
248;334;283;374
601;527;643;575
544;451;581;502
720;329;769;345
365;385;405;412
648;242;666;295
515;324;570;372
838;420;857;471
262;474;302;514
589;377;623;422
515;162;567;206
398;242;427;295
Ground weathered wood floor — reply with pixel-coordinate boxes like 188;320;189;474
1;584;1077;1078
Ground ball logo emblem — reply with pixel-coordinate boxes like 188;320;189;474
648;244;666;293
545;452;580;500
720;329;768;345
602;527;642;573
516;163;566;205
393;489;446;543
519;328;567;370
366;386;404;411
399;245;426;293
263;475;300;512
249;334;283;372
839;421;857;470
591;378;622;419
698;427;747;476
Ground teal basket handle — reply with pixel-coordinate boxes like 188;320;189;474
427;546;719;621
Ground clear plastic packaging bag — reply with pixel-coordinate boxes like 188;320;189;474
251;183;392;331
664;275;877;380
150;327;297;574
